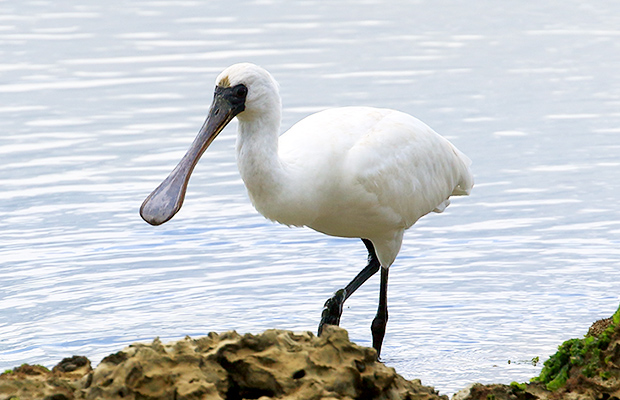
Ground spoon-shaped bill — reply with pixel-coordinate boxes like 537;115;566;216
140;93;241;225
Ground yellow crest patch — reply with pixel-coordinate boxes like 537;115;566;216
218;76;230;87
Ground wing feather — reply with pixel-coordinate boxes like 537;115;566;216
345;109;473;228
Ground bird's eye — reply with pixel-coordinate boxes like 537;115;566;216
234;85;248;98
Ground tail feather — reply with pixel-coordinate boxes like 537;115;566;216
450;147;474;196
433;199;450;213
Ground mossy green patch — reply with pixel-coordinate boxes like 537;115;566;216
532;303;620;391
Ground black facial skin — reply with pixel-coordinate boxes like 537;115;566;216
214;84;247;117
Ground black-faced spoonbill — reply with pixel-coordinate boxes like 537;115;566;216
140;63;473;358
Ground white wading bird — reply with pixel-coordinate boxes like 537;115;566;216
140;63;473;358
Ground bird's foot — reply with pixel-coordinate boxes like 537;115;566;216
317;288;346;336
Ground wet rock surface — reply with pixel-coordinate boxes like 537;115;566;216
5;307;620;400
0;326;446;400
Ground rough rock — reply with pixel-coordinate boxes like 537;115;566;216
0;326;446;400
0;357;91;400
7;305;620;400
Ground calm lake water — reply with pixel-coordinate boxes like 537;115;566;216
2;0;620;395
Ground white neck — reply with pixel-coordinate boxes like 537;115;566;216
235;107;288;219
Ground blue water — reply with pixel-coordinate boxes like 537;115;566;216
1;0;620;395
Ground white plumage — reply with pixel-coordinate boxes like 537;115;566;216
140;63;473;357
247;105;472;267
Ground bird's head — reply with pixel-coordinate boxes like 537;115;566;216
215;63;280;122
139;63;279;226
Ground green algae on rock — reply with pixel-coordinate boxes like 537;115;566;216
454;303;620;400
532;303;620;391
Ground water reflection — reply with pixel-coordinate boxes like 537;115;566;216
1;0;620;395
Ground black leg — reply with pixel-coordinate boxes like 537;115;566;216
317;239;380;336
371;266;389;358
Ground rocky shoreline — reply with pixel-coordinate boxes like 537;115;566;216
2;306;620;400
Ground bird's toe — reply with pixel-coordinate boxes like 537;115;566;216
317;289;347;336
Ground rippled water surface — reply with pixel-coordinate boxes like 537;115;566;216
2;0;620;395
